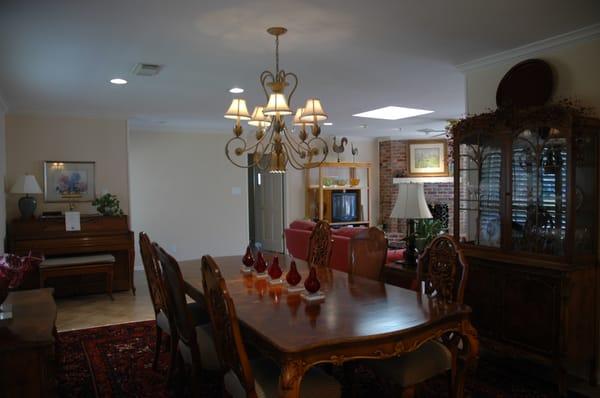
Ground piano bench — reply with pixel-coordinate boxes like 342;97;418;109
39;254;116;300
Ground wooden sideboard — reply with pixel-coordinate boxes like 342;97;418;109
7;215;135;296
0;288;57;397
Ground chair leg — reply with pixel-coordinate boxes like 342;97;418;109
153;326;163;371
107;270;114;300
167;335;178;386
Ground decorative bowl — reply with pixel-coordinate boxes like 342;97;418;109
350;178;360;186
322;177;334;187
335;179;347;186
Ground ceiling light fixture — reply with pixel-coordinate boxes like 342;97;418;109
323;122;333;126
224;27;328;173
353;106;433;120
229;87;244;94
110;78;128;85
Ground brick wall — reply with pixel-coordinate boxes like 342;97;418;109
379;140;454;243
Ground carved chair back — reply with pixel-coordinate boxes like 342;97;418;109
349;227;388;281
201;255;257;397
417;235;469;304
307;220;333;268
138;232;167;315
154;243;198;352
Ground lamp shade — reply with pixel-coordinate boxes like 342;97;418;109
224;98;251;120
263;93;292;116
300;98;327;122
9;174;42;195
248;106;271;127
293;108;307;125
390;183;432;219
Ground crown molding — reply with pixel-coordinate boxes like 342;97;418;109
457;23;600;72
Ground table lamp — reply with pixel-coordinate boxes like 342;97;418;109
390;182;432;266
10;174;43;220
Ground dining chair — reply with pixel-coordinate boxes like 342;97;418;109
307;220;333;268
367;234;469;398
154;243;221;396
201;255;342;398
349;227;388;281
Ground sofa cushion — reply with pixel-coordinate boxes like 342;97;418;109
332;226;367;238
387;249;405;262
289;220;316;231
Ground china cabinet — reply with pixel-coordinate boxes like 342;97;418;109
452;105;599;394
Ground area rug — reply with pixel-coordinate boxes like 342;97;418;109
57;321;586;398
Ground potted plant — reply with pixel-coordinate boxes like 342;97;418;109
414;219;445;251
92;193;124;216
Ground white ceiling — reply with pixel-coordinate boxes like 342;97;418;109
1;0;599;138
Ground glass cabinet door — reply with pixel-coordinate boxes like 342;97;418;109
574;127;597;256
457;132;502;247
511;127;567;255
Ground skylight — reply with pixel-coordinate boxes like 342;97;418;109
353;106;433;120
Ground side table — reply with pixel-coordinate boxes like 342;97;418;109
382;261;418;290
0;288;57;397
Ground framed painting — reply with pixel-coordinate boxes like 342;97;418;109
407;140;448;176
43;161;96;202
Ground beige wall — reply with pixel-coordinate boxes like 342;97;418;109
463;36;600;382
466;37;600;114
128;131;249;266
5;115;129;221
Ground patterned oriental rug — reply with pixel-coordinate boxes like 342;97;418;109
57;321;585;397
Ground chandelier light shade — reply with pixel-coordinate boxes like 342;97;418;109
224;26;329;173
263;93;292;116
224;98;251;120
300;98;328;122
248;106;271;127
293;108;306;125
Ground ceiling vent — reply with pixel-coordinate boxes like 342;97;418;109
132;63;163;76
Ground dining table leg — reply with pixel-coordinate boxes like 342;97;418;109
451;321;479;398
278;360;307;398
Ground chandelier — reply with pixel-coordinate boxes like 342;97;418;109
224;27;329;173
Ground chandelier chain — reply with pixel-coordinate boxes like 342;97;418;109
275;34;280;75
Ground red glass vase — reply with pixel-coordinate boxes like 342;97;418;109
268;256;283;279
285;260;302;286
242;246;254;268
254;251;267;273
304;266;320;293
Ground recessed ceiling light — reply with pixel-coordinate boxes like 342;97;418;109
229;87;244;94
323;122;333;126
353;106;433;120
110;78;128;85
359;124;368;129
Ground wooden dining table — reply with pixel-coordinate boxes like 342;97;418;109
180;253;478;398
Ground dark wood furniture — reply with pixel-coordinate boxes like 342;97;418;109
201;255;341;398
307;220;333;268
181;253;477;398
155;244;220;396
39;254;115;300
7;215;135;296
382;262;418;290
0;288;57;397
451;105;600;394
369;235;472;397
349;227;388;281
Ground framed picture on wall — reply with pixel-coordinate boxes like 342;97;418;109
407;140;448;176
43;161;96;202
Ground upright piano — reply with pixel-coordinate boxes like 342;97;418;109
7;215;135;296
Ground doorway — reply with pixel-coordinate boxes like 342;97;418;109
248;164;285;253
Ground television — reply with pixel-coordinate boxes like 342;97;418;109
331;191;359;222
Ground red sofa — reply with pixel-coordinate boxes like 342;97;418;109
284;220;404;272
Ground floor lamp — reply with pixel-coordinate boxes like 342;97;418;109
390;182;432;266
